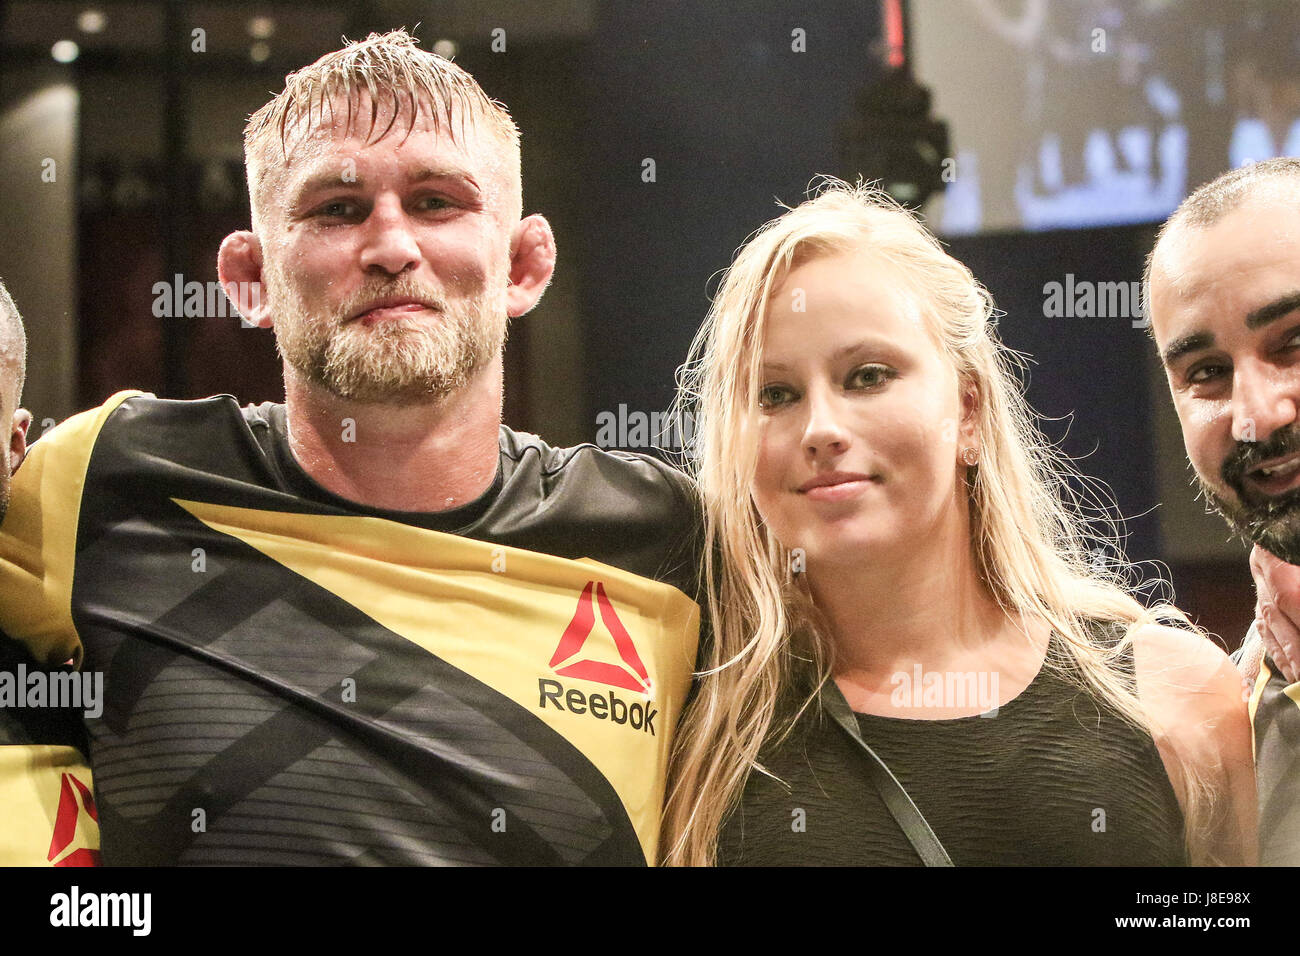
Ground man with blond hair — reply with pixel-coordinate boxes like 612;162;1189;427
0;31;701;866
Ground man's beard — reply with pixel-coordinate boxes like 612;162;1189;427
1201;426;1300;564
269;270;507;405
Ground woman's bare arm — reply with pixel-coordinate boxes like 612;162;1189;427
1134;623;1257;866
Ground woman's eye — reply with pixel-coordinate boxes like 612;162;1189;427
758;384;795;408
848;364;893;389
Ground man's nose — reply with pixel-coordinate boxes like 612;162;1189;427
1232;360;1299;444
802;385;851;458
358;196;421;275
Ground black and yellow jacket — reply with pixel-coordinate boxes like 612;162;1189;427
0;391;701;865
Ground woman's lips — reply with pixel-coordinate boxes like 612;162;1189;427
803;479;872;502
799;473;876;502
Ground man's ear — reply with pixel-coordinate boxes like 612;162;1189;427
506;215;556;318
218;231;272;328
9;407;30;475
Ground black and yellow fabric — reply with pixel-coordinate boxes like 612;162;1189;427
0;634;99;866
1251;655;1300;865
0;391;701;865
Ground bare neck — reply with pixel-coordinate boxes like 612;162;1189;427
282;356;504;513
809;494;1019;675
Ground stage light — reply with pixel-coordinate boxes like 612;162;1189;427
51;40;80;63
77;9;106;34
248;16;275;39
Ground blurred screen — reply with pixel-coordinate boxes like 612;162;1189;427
915;0;1300;233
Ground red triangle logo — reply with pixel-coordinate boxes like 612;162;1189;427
48;772;101;867
549;581;651;693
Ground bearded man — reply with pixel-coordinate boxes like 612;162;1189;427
1147;156;1300;864
0;31;701;866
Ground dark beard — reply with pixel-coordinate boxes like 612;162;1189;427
1202;478;1300;563
1204;426;1300;564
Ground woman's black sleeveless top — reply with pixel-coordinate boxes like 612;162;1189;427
717;629;1188;866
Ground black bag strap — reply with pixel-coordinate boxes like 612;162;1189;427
819;677;954;867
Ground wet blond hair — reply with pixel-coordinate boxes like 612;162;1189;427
243;29;521;232
662;179;1222;866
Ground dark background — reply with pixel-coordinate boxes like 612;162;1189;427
0;0;1262;644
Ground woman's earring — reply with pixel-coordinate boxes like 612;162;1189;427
962;446;980;467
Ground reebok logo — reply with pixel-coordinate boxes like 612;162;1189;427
537;679;658;736
48;772;100;867
540;581;658;734
549;580;652;692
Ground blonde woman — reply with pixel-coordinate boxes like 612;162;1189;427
661;182;1256;866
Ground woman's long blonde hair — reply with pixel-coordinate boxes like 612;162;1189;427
661;179;1221;866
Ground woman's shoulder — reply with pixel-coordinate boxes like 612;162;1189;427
1128;621;1258;864
1128;622;1244;712
1127;622;1251;786
1069;617;1240;700
1065;617;1248;768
